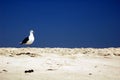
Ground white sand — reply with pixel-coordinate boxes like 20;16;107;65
0;48;120;80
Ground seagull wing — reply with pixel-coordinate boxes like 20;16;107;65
20;37;29;45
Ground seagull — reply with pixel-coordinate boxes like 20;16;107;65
20;30;35;45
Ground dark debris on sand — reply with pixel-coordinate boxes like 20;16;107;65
24;69;34;73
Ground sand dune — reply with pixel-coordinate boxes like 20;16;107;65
0;48;120;80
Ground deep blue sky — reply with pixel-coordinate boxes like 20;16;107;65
0;0;120;48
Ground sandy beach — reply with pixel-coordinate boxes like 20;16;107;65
0;48;120;80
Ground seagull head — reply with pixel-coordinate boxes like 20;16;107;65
30;30;34;33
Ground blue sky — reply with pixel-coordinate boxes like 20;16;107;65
0;0;120;48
